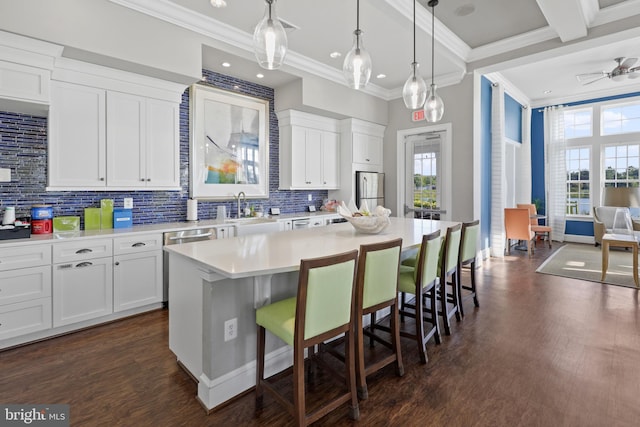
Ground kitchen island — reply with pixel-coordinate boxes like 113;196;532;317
164;217;458;411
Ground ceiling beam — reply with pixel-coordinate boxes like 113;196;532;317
536;0;588;42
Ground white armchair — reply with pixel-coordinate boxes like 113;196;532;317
593;206;640;246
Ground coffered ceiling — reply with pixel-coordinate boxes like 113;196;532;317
112;0;640;106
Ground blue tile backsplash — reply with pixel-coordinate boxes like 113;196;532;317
0;70;328;227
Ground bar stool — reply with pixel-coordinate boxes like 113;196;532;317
458;220;480;317
396;230;442;364
255;250;359;426
438;223;462;335
353;238;404;400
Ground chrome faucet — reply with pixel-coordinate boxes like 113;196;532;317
234;191;246;218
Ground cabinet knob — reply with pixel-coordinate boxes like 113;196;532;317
141;178;145;181
146;178;151;182
115;261;120;266
100;177;105;181
365;158;370;162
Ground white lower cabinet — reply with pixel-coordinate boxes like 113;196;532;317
52;256;113;327
0;298;52;341
0;244;52;341
113;251;162;312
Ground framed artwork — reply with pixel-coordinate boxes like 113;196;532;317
189;84;270;199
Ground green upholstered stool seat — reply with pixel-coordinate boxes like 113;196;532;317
256;297;296;346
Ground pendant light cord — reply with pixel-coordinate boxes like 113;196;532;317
412;0;416;63
431;2;435;86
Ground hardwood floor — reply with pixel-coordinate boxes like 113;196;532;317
2;243;639;426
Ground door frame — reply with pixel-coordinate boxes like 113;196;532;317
396;122;453;221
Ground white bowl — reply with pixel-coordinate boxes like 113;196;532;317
344;214;390;234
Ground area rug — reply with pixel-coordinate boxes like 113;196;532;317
536;243;640;289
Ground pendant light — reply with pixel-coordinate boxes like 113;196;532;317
253;0;288;70
423;0;444;122
402;0;427;109
343;0;372;90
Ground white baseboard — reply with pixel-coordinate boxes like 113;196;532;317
197;345;293;411
563;234;595;244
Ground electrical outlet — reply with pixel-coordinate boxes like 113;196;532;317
308;194;312;202
224;318;237;342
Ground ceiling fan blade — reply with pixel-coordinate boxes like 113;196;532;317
581;75;609;85
621;57;638;69
576;72;607;83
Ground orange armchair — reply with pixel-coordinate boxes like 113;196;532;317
504;208;536;256
517;203;552;248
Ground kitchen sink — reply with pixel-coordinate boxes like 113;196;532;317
225;217;280;237
225;217;276;225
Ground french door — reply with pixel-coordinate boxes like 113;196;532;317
397;124;452;221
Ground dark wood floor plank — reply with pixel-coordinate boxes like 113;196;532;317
1;243;639;426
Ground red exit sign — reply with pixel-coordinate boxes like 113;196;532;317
412;110;424;122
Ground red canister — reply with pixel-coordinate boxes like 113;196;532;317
32;219;52;234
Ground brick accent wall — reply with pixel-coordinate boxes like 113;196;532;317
0;70;328;227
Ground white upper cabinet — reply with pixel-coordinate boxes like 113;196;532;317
47;58;185;191
106;93;179;188
278;110;340;190
352;132;383;166
0;30;63;114
49;81;107;188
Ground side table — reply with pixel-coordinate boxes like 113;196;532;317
601;233;639;287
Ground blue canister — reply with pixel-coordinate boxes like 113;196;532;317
31;205;53;220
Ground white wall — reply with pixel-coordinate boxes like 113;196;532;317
384;75;475;222
0;0;203;84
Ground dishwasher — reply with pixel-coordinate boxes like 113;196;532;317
163;227;217;304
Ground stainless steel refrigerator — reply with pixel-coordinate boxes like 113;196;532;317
356;171;385;209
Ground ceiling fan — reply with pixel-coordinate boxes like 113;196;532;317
576;57;640;85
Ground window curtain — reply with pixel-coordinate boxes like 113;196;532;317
490;83;507;257
544;106;566;242
517;106;532;204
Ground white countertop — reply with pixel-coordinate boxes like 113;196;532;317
0;211;341;246
164;217;458;279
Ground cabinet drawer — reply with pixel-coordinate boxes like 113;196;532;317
0;244;51;271
0;266;51;306
0;298;52;341
113;234;162;255
52;239;112;263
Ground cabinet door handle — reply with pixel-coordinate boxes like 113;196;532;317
132;242;146;247
76;262;93;268
75;248;93;254
365;158;370;162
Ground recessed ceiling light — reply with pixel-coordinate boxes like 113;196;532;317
376;74;386;79
544;90;552;94
454;4;475;17
256;73;264;79
222;62;231;67
329;51;342;59
210;0;227;8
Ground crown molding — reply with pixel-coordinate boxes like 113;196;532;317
591;0;640;27
484;72;531;107
530;82;640;108
109;0;390;100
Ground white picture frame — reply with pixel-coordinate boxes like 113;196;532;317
189;84;270;200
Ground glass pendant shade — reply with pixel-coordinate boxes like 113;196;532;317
424;83;444;122
402;62;427;109
343;30;372;90
253;0;287;70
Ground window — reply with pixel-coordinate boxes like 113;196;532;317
601;101;640;135
603;144;640;187
566;147;590;215
564;108;592;139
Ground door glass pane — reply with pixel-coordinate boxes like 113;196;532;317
407;132;442;219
